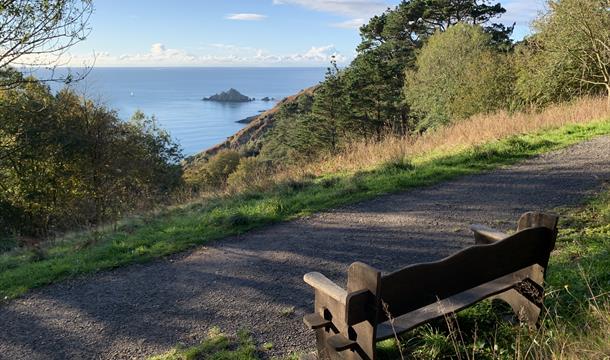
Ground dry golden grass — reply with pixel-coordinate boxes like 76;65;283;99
503;280;610;360
295;96;610;177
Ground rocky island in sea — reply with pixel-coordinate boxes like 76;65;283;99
203;88;254;102
236;115;258;124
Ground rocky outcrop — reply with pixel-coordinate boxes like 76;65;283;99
203;88;253;102
236;115;258;124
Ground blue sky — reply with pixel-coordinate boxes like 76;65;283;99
65;0;546;67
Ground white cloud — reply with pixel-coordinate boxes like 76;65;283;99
331;18;367;29
57;43;349;67
500;0;546;26
272;0;388;18
150;43;166;55
225;13;267;21
301;45;346;62
114;43;197;65
208;43;256;52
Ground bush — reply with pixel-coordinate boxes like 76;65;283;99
192;150;241;190
227;157;274;193
405;24;515;130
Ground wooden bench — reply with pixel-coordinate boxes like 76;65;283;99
302;212;558;360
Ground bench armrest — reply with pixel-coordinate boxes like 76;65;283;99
470;224;509;244
304;272;347;304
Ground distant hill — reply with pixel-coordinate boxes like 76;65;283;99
185;86;317;166
203;88;253;102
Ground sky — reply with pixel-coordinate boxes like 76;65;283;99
63;0;547;67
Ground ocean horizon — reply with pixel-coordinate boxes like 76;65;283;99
46;67;327;156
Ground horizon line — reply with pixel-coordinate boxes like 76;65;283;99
48;65;331;69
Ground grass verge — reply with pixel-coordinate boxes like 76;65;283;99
1;119;610;300
376;188;610;359
149;327;258;360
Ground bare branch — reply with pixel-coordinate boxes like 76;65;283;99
0;0;93;88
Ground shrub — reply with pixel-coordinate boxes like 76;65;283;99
405;24;515;130
192;150;241;190
227;157;274;193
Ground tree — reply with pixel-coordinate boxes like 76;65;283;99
405;23;515;129
0;0;93;88
0;80;183;240
516;0;610;106
259;92;316;164
344;46;411;138
358;0;511;55
348;0;511;135
307;59;351;154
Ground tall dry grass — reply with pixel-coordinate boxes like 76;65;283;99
294;97;609;177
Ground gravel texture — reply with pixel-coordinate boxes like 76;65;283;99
1;136;609;360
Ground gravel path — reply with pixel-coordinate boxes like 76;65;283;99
1;136;610;360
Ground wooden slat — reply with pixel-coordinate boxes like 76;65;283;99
379;227;553;321
304;272;347;304
517;212;559;232
376;265;543;341
326;334;356;351
470;224;508;244
303;313;331;329
518;212;559;252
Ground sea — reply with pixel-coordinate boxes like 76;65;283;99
47;67;326;156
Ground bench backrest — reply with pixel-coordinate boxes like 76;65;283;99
378;226;555;321
517;211;558;244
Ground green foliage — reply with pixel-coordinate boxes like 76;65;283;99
1;120;609;299
227;157;274;193
349;0;511;134
149;327;257;360
258;93;315;163
343;49;410;138
258;0;513;162
307;60;352;154
0;79;183;243
265;59;358;162
515;0;610;107
185;150;242;191
405;24;515;130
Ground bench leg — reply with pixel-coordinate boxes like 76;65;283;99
314;327;363;360
314;327;336;360
493;289;542;327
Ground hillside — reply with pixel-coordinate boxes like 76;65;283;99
185;86;317;165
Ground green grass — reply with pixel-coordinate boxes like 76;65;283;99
2;119;610;300
375;188;610;359
149;327;258;360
